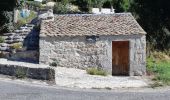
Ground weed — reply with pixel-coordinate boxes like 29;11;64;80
150;81;163;88
147;52;170;86
16;68;26;79
11;43;23;50
86;68;107;76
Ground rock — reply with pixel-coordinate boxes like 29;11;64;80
20;26;29;30
6;35;14;40
38;9;54;21
5;40;14;44
0;46;9;51
13;38;23;42
0;43;8;47
13;34;21;39
15;29;30;33
27;24;35;28
0;52;10;58
14;30;20;33
3;33;16;36
10;50;38;61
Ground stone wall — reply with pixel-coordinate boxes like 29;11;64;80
0;24;39;63
0;60;55;82
39;34;146;76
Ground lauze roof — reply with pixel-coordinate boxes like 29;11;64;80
40;13;146;37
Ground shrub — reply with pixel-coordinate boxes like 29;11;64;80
0;36;5;43
86;68;107;76
11;43;23;50
53;2;69;14
16;68;26;79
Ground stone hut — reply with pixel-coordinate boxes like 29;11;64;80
40;13;146;76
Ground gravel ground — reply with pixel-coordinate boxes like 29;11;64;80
0;59;149;89
55;67;149;89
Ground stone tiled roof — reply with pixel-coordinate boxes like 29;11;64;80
40;13;146;37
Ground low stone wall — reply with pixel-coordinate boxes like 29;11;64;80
0;60;55;82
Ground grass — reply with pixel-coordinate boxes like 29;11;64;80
147;52;170;86
86;68;107;76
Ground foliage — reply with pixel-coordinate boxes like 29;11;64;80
147;52;170;85
11;43;23;50
0;37;5;43
26;1;43;9
14;11;37;29
130;0;170;50
16;68;26;79
86;67;107;76
0;0;16;11
0;11;14;33
53;1;69;14
71;0;131;12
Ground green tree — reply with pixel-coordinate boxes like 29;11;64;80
0;0;17;33
130;0;170;50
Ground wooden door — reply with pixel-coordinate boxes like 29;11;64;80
112;41;129;75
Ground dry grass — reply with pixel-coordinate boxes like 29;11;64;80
86;68;107;76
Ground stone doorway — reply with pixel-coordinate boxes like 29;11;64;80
112;41;130;76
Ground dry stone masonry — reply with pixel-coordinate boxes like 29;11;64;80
40;35;146;76
0;24;39;63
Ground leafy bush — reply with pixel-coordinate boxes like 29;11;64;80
16;68;26;79
0;36;5;43
26;1;43;9
86;68;107;76
0;11;14;33
53;2;69;14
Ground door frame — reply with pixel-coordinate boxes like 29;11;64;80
111;40;130;76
